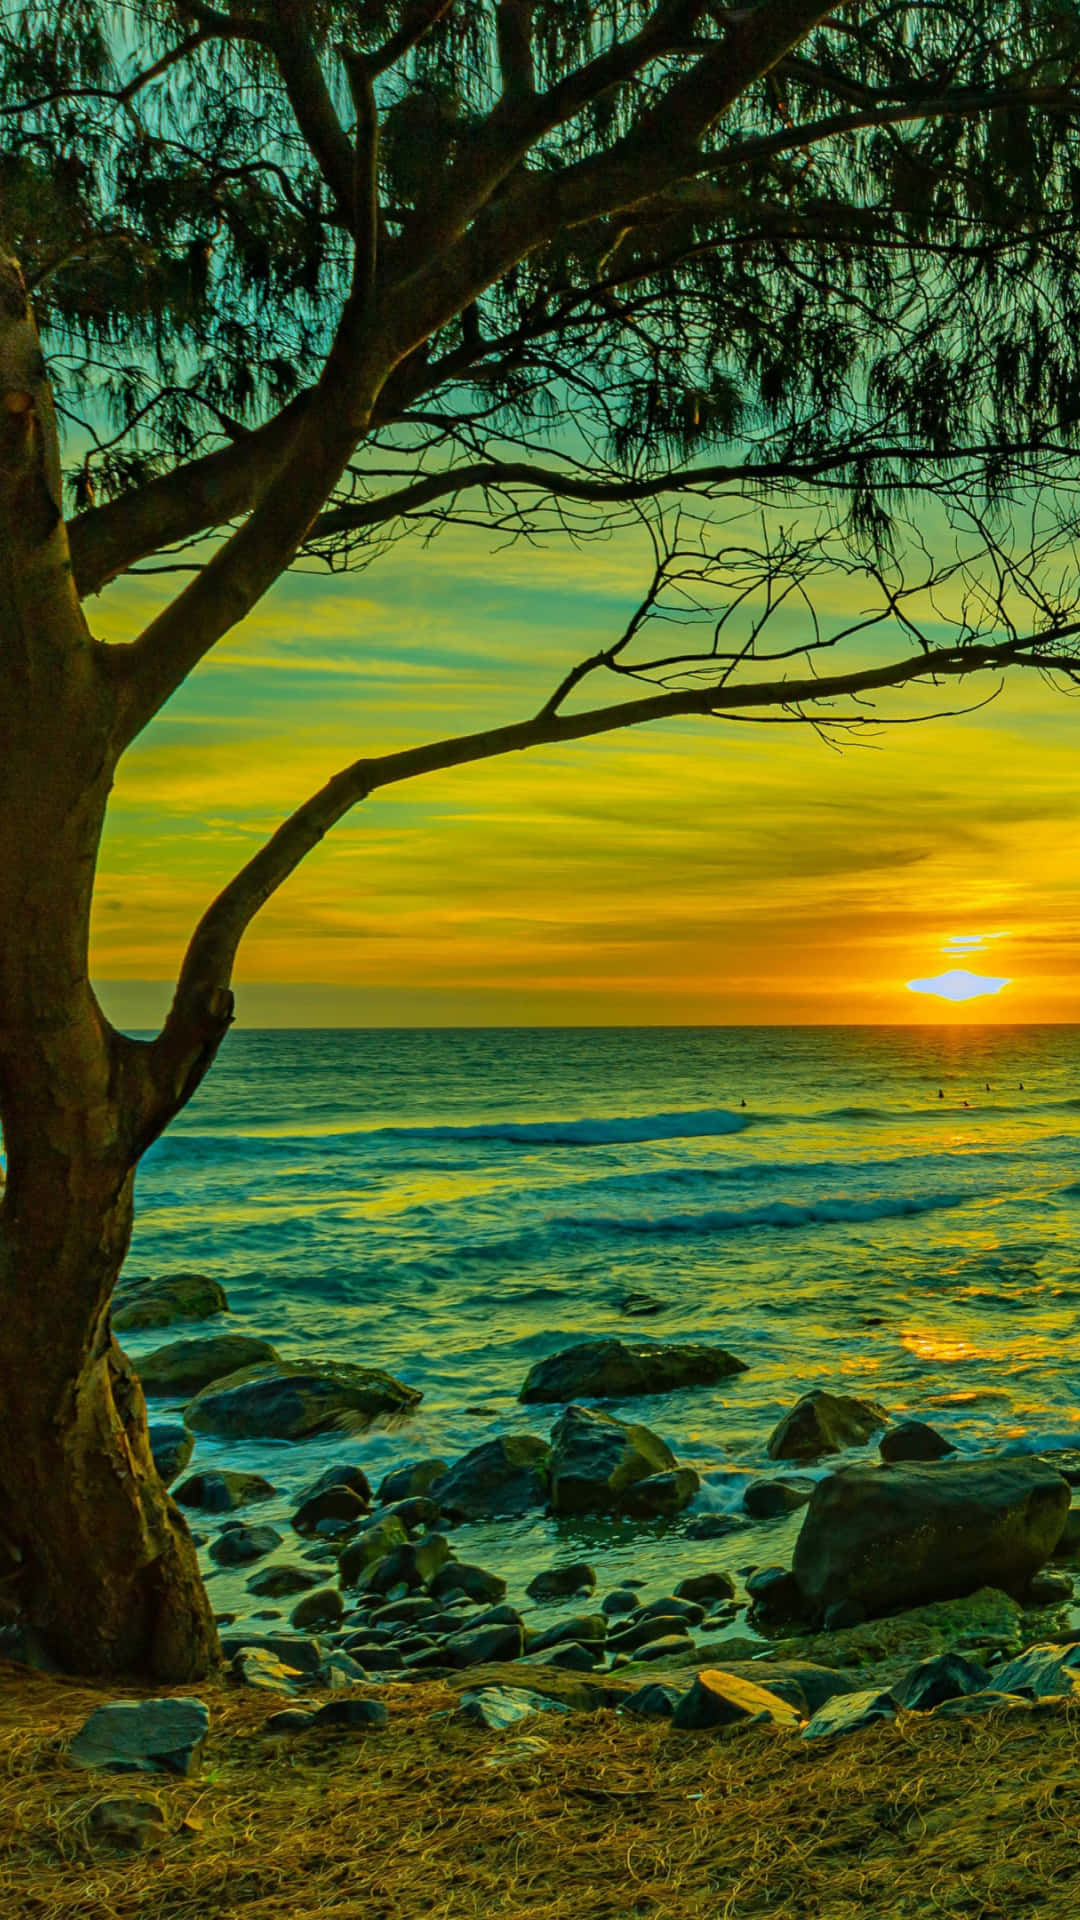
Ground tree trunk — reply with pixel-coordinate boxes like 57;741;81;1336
0;250;220;1679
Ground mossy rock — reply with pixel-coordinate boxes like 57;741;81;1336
137;1334;280;1396
772;1586;1024;1671
767;1389;889;1462
112;1272;229;1333
547;1403;675;1516
183;1360;421;1439
520;1338;747;1404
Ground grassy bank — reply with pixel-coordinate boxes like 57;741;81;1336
3;1660;1080;1919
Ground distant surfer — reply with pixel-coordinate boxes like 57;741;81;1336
985;1083;990;1092
740;1098;746;1109
938;1088;944;1099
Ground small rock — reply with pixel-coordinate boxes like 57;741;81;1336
520;1337;747;1404
338;1642;404;1670
311;1698;389;1729
111;1271;228;1333
430;1562;506;1605
767;1390;889;1463
383;1496;441;1531
322;1651;372;1688
291;1587;344;1630
369;1596;440;1627
377;1459;448;1504
174;1470;276;1513
526;1563;597;1603
1026;1569;1074;1605
69;1700;210;1775
349;1535;453;1598
619;1468;700;1519
431;1436;551;1521
606;1613;687;1655
892;1652;992;1712
801;1689;896;1739
622;1683;683;1717
601;1588;640;1618
528;1614;608;1655
441;1623;525;1668
263;1709;316;1735
685;1514;748;1541
219;1632;325;1674
617;1293;670;1317
745;1566;805;1622
246;1563;321;1599
291;1486;369;1536
336;1515;409;1586
613;1634;694;1666
547;1403;676;1517
675;1572;736;1607
671;1670;801;1732
208;1522;282;1567
184;1359;421;1440
632;1596;705;1627
147;1424;194;1487
992;1641;1080;1698
457;1687;571;1731
880;1420;955;1464
544;1643;599;1671
1051;1508;1080;1559
743;1477;816;1519
88;1797;167;1849
136;1333;280;1396
299;1462;373;1506
232;1647;306;1694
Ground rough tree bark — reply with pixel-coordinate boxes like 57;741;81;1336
0;253;220;1678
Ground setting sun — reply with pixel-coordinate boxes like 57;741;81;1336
905;968;1012;1003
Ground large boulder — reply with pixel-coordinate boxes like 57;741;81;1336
792;1458;1070;1624
767;1389;889;1462
112;1272;229;1333
136;1333;280;1397
431;1435;550;1520
520;1338;747;1404
547;1404;676;1516
183;1360;421;1438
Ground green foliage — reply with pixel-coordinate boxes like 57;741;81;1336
4;0;1080;535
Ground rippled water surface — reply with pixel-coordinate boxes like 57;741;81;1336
122;1025;1080;1613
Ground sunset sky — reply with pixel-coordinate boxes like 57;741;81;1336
90;514;1080;1029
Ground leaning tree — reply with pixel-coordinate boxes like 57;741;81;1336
5;0;1080;1678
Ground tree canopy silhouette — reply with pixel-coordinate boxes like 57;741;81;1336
4;0;1080;1679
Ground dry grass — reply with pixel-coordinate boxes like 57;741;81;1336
2;1659;1080;1920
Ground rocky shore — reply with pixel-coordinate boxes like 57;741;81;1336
18;1268;1080;1750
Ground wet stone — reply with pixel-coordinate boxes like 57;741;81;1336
299;1463;372;1506
246;1563;322;1599
674;1572;737;1607
430;1562;506;1605
529;1615;607;1655
526;1563;597;1604
601;1588;640;1618
880;1419;955;1464
632;1596;705;1627
743;1478;816;1519
147;1424;194;1487
607;1614;689;1655
378;1459;448;1504
290;1587;344;1630
291;1486;370;1536
208;1522;283;1567
175;1470;276;1513
685;1513;749;1542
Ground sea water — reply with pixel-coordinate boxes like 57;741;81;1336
121;1025;1080;1617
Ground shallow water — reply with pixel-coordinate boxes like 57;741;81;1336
121;1025;1080;1620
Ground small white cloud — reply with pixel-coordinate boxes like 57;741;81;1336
906;968;1011;1002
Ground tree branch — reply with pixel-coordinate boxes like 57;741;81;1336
143;622;1074;1127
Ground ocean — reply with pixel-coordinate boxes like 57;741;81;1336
121;1025;1080;1620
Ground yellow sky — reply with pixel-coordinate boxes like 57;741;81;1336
89;519;1080;1028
